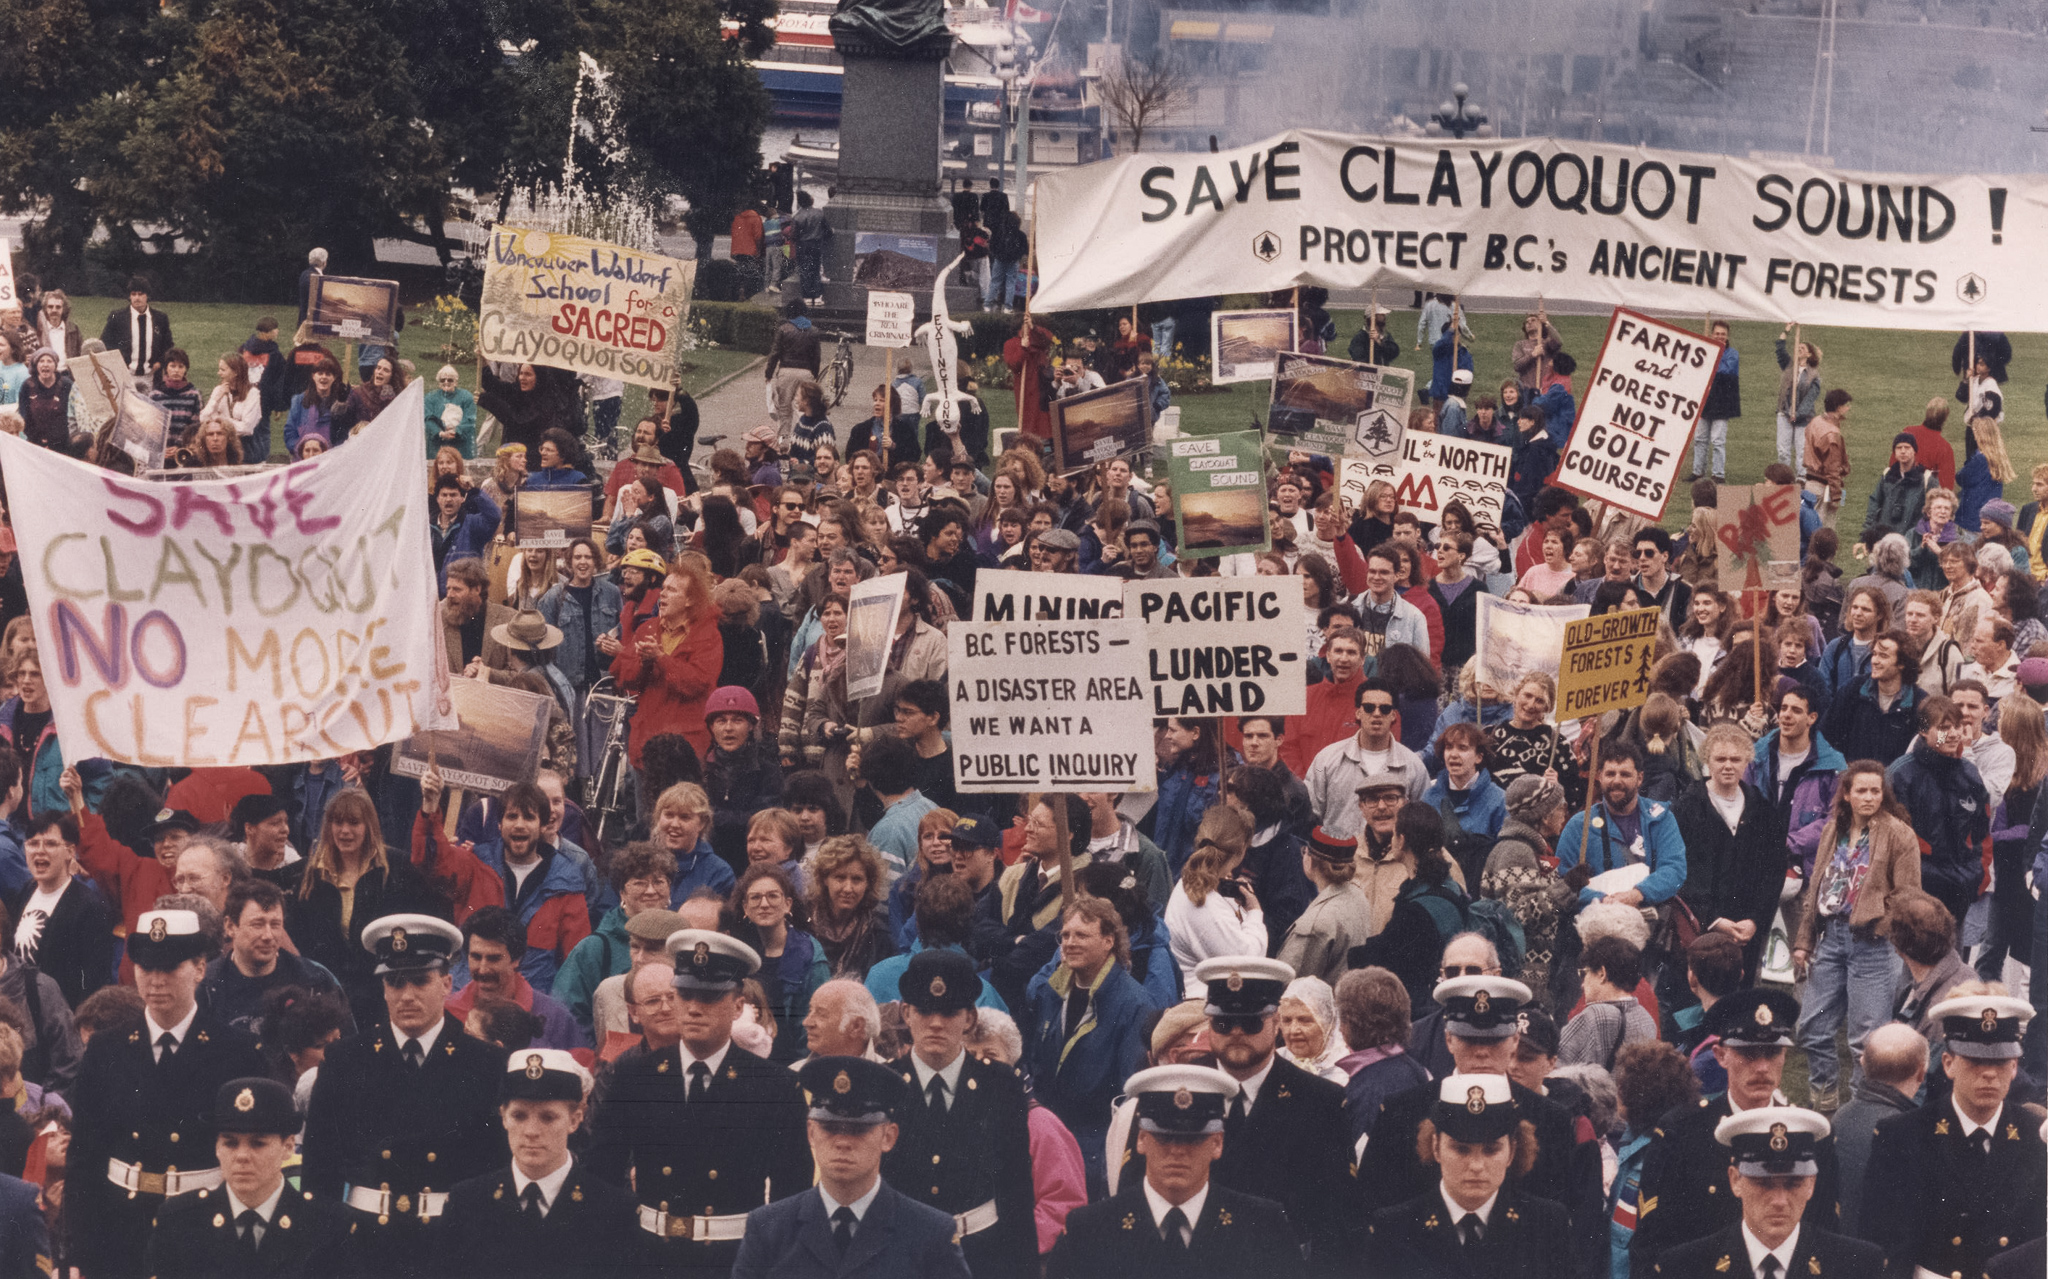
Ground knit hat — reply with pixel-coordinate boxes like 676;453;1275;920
1891;432;1918;452
1503;774;1566;825
1980;498;2018;530
2018;656;2048;698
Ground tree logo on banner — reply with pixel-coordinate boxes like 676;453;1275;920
1252;231;1281;263
1355;407;1402;458
1958;274;1987;304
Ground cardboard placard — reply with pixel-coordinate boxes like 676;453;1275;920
480;227;696;390
1268;352;1412;457
865;290;914;348
1557;308;1723;521
973;568;1125;622
306;275;402;345
67;350;133;433
0;240;18;310
1715;482;1803;594
1475;593;1590;702
845;572;908;701
853;233;940;292
948;619;1156;792
1124;579;1308;718
1168;432;1268;559
1050;378;1152;475
514;487;594;548
394;676;554;794
1556;607;1660;721
1338;433;1513;532
1208;309;1297;384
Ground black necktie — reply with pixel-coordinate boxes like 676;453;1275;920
1227;1092;1247;1133
1758;1257;1781;1279
402;1041;424;1069
521;1183;545;1220
926;1076;948;1113
1972;1130;1993;1158
688;1062;711;1102
236;1209;262;1255
832;1206;857;1255
156;1032;177;1064
1161;1206;1189;1250
1459;1214;1485;1246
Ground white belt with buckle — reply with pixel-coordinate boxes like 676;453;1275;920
954;1199;999;1237
1913;1269;1962;1279
344;1184;449;1220
637;1205;750;1242
106;1159;220;1197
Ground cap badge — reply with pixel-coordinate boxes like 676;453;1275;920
693;942;710;969
148;917;168;943
1472;990;1490;1015
390;927;408;953
233;1088;255;1113
1466;1086;1487;1115
832;1070;851;1095
1754;1002;1772;1027
1173;1087;1193;1110
1226;971;1243;992
1768;1123;1788;1152
525;1053;545;1080
930;976;947;999
1516;1011;1530;1033
1982;1007;2000;1033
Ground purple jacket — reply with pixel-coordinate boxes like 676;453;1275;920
1746;728;1848;875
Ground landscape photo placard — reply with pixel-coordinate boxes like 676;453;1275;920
307;275;403;345
853;233;940;292
1051;378;1152;475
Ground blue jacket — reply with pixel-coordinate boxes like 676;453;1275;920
1745;728;1847;875
1822;678;1921;767
432;486;501;591
1423;768;1508;843
866;940;1009;1013
1153;753;1231;877
1428;327;1475;402
1027;911;1180;1014
538;577;622;689
526;466;589;491
1888;735;1989;906
448;838;589;992
284;391;336;452
1607;1128;1656;1279
1508;430;1560;517
671;837;736;905
1420;698;1514;772
1815;632;1872;704
1534;383;1577;447
1955;450;2001;533
1023;961;1151;1166
1557;794;1689;906
0;697;110;821
1797;487;1820;559
0;1174;48;1279
733;1182;969;1279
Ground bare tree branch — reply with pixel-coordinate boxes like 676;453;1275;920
1096;50;1192;154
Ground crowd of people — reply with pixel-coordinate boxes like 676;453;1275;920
0;269;2034;1279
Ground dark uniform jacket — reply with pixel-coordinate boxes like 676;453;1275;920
0;1173;47;1279
1363;1189;1576;1279
1046;1179;1305;1279
1359;1075;1602;1268
1628;1096;1841;1278
431;1158;643;1279
68;1010;266;1279
883;1053;1036;1279
732;1182;970;1279
1860;1099;2047;1279
300;1015;507;1274
1987;1235;2048;1279
146;1183;352;1279
1209;1055;1352;1270
585;1039;810;1270
1651;1221;1884;1278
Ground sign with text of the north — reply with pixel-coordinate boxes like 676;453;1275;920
949;619;1155;792
1555;308;1722;521
1557;607;1660;720
1029;130;2046;331
1125;580;1307;718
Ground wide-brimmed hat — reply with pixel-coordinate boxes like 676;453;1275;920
492;608;563;653
631;444;669;466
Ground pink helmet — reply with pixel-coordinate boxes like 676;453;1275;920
705;686;760;721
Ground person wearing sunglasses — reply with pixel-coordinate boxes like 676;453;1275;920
1189;956;1352;1272
1631;527;1694;631
1303;678;1427;842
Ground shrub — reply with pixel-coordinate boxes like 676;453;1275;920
689;302;782;354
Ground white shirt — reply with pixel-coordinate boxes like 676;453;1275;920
1963;733;2015;804
1775;745;1810;785
1952;1096;2002;1142
226;1181;287;1247
39;321;65;356
145;1005;199;1062
1438;1185;1498;1234
396;1017;445;1062
507;855;542;896
1707;786;1745;834
681;1040;732;1084
1142;1178;1208;1245
13;882;65;962
818;1176;884;1230
1740;1221;1799;1276
511;1155;575;1218
910;1051;967;1111
128;305;153;374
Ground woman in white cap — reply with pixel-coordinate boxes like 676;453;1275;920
1275;976;1348;1083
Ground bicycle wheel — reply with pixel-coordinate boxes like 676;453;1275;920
826;349;853;408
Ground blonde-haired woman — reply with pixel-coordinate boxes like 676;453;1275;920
290;788;440;1023
1164;805;1265;998
807;835;891;978
651;781;734;901
1979;693;2048;981
1774;326;1821;468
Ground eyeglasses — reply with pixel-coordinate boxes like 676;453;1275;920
744;891;787;906
1210;1015;1266;1036
1441;964;1490;978
1358;702;1396;715
1634;548;1659;558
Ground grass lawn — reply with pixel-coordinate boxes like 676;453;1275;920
979;307;2045;536
60;296;758;457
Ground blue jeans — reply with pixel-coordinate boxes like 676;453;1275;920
1795;914;1900;1093
986;259;1017;309
1776;411;1805;470
1692;418;1727;479
1151;317;1177;358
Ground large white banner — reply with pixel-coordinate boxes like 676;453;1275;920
0;381;455;767
1031;130;2043;330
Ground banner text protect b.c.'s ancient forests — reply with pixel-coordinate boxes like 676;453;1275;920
0;381;454;768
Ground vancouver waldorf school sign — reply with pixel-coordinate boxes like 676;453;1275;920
480;228;698;389
1029;130;2046;331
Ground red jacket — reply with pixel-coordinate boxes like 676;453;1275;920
165;767;272;824
76;812;172;939
410;814;591;975
1282;671;1363;775
1001;325;1056;439
1903;424;1957;490
610;607;723;764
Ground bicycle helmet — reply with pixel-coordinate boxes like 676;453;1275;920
705;686;760;721
620;548;669;574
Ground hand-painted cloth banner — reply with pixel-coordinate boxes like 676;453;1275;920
0;380;455;767
480;227;697;390
1030;129;2043;330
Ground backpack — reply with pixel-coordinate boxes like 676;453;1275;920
1464;898;1528;980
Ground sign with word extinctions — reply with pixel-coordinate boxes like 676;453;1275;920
1716;482;1803;593
1030;131;2046;332
844;572;907;702
1556;607;1660;721
1338;434;1513;531
1125;580;1307;718
974;568;1124;623
0;381;454;767
480;227;697;390
1555;308;1721;521
1168;433;1268;559
865;290;914;348
1269;352;1412;457
948;620;1156;792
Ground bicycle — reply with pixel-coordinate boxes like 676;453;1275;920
580;675;638;850
822;330;856;409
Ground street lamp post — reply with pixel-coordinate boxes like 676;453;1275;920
1431;82;1488;140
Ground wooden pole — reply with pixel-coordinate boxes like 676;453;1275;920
1751;592;1764;703
1575;724;1602;869
1049;793;1073;920
1535;296;1548;391
1968;329;1977;417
